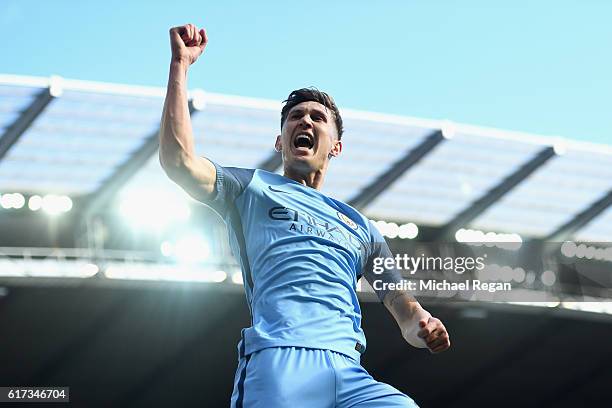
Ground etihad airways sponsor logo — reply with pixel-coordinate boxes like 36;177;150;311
268;206;362;249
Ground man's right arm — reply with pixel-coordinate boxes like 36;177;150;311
159;24;216;203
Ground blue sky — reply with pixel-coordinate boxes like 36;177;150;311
1;0;611;145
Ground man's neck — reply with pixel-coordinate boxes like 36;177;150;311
283;167;326;190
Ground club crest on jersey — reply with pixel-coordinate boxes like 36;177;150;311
337;211;358;230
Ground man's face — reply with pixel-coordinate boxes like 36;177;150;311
275;101;342;173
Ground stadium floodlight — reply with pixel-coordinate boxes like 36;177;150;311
398;223;419;239
484;232;497;247
455;228;486;244
105;262;227;283
105;263;163;281
231;272;244;284
541;270;556;286
455;228;468;242
561;242;612;263
585;246;596;260
441;120;455;140
118;190;190;231
48;75;64;97
385;222;399;239
82;263;99;277
372;220;418;240
12;259;99;278
0;195;9;209
13;193;25;209
208;270;227;283
28;195;43;211
513;267;526;283
0;193;25;209
552;139;567;155
190;89;206;111
60;196;73;211
478;264;528;284
455;228;522;250
42;194;73;215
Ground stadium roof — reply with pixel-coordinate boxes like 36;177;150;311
1;74;611;241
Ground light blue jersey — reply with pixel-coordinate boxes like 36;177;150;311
207;162;402;361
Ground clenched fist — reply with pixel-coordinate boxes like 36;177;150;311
169;24;208;66
416;316;451;354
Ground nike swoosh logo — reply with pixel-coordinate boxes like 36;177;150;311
268;186;291;194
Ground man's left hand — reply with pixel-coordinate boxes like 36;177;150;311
417;316;451;354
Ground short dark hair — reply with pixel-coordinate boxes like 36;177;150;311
281;87;344;139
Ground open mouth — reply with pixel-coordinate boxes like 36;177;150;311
294;133;314;149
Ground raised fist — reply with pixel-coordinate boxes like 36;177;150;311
169;24;208;66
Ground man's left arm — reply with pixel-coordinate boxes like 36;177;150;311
383;290;451;354
362;220;450;353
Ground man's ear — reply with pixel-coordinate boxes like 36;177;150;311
274;135;282;152
329;140;342;158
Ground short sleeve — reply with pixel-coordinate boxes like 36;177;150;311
205;160;255;218
361;220;405;302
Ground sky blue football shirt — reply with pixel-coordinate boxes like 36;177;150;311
207;162;401;361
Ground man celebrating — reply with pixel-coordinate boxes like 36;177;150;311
159;23;450;407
